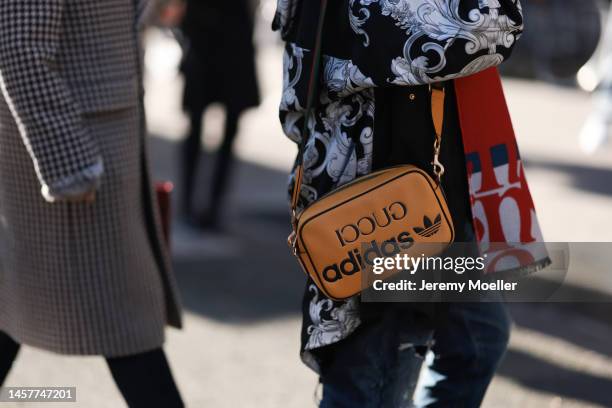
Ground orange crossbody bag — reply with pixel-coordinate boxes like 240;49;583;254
287;0;454;301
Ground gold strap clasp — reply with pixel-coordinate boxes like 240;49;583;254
432;138;445;183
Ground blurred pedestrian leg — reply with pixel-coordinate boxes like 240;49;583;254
200;107;241;227
580;8;612;153
179;0;260;229
182;109;204;217
107;349;184;408
181;105;243;229
0;332;183;407
0;331;20;386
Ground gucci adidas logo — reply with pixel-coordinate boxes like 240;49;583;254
413;214;442;238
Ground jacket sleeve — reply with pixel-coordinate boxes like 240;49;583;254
331;0;524;89
0;0;103;202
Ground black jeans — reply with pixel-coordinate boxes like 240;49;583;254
0;331;183;408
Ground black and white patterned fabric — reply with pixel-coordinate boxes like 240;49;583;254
274;0;523;372
0;0;182;357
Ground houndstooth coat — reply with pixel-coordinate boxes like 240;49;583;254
0;0;182;357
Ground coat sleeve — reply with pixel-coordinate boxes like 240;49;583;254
0;0;103;202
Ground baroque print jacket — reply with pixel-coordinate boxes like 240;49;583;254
273;0;549;372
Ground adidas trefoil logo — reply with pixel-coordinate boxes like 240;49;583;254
413;214;442;237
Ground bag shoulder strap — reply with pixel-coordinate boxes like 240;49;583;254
290;1;446;218
290;0;329;215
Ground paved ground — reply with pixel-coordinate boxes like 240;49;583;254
3;28;612;408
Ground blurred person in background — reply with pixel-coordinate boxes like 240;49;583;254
177;0;261;229
0;1;183;407
580;7;612;154
274;0;549;406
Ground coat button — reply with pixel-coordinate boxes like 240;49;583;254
409;93;416;100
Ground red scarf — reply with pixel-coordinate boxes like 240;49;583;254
455;68;550;274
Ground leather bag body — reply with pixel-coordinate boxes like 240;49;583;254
294;165;454;300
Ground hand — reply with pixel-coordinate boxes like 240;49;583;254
42;186;97;204
65;190;96;204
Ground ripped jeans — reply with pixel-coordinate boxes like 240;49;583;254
319;302;510;408
319;310;433;408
